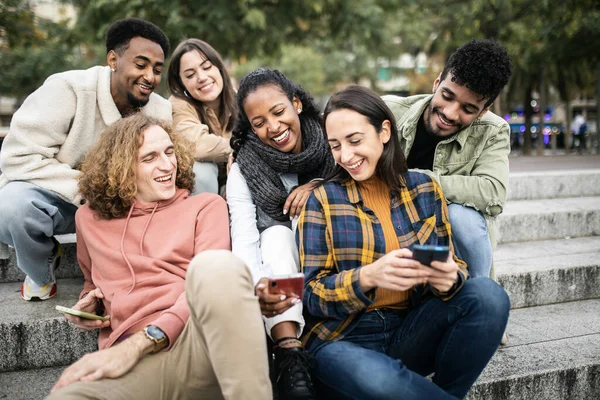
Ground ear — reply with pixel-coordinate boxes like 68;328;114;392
107;50;118;71
381;120;392;144
432;73;442;93
292;96;302;113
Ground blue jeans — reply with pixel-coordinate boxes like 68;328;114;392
313;278;510;400
447;204;492;278
0;181;77;284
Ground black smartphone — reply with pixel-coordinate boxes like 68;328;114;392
412;244;449;266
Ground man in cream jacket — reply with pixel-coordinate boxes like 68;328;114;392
0;18;172;301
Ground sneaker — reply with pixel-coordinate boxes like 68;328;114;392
275;346;317;400
21;238;62;301
500;332;509;345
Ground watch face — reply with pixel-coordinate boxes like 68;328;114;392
146;325;166;340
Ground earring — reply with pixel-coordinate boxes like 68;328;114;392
297;108;302;114
184;90;190;98
111;67;116;72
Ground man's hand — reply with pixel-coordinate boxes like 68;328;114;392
428;253;459;293
359;249;431;292
255;277;301;317
64;288;111;331
284;182;319;219
51;331;152;392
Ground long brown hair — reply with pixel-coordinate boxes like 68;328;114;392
78;114;195;219
167;38;237;134
322;85;407;189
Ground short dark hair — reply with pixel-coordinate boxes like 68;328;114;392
105;18;170;58
322;85;407;189
440;39;513;108
230;68;319;158
168;38;237;133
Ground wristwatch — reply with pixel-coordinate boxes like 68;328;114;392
143;325;168;353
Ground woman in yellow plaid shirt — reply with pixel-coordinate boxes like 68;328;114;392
297;85;509;399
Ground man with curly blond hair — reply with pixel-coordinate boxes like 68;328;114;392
0;18;172;301
49;114;272;400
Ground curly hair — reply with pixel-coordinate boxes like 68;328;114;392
168;38;237;134
230;68;320;158
106;18;170;58
78;114;195;220
441;39;513;108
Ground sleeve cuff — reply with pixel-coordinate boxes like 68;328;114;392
152;312;187;349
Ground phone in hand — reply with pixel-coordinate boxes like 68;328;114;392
411;244;450;266
56;305;109;322
268;273;304;300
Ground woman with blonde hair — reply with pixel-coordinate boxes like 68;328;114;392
168;38;237;195
50;113;271;400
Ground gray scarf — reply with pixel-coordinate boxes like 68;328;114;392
236;117;334;221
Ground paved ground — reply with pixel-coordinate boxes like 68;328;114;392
509;154;600;172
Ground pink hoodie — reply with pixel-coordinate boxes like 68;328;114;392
75;189;230;349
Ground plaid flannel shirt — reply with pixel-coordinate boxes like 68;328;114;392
297;170;467;352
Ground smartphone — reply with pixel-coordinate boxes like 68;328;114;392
268;273;304;300
412;244;450;266
56;305;109;322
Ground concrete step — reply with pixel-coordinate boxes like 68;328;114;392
508;169;600;200
0;366;65;400
498;196;600;244
468;298;600;400
3;298;600;400
495;236;600;308
0;236;80;284
0;278;98;372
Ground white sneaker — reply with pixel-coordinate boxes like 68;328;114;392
20;239;62;301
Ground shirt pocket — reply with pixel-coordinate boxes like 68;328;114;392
411;214;437;245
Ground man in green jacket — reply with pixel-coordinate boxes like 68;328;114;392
384;39;513;279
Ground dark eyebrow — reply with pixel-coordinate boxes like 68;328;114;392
250;103;285;123
442;88;479;111
327;132;363;142
134;55;164;67
200;59;211;66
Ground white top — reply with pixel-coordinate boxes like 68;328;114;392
226;162;298;284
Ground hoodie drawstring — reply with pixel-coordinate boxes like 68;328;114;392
139;202;159;257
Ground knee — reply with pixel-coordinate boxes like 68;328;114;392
0;185;41;225
448;204;487;235
186;250;253;297
463;278;510;323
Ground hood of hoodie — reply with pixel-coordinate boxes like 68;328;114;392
130;188;190;216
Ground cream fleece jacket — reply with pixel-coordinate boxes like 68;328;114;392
0;66;172;205
75;189;231;349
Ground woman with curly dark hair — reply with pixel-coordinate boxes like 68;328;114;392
167;38;237;195
227;68;333;400
51;113;272;399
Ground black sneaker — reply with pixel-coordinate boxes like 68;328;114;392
275;346;317;400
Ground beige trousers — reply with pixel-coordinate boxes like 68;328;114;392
48;250;272;400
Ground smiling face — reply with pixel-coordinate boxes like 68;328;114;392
424;72;489;138
135;125;178;204
243;84;303;154
109;37;165;114
325;108;391;181
179;50;224;112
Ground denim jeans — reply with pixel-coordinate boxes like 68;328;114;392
0;181;77;285
192;161;219;195
447;203;493;278
312;278;510;400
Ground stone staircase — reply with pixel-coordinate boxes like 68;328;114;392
1;162;600;399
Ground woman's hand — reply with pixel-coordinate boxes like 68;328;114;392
63;288;111;331
428;253;459;293
284;182;319;219
255;277;301;317
359;249;432;292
